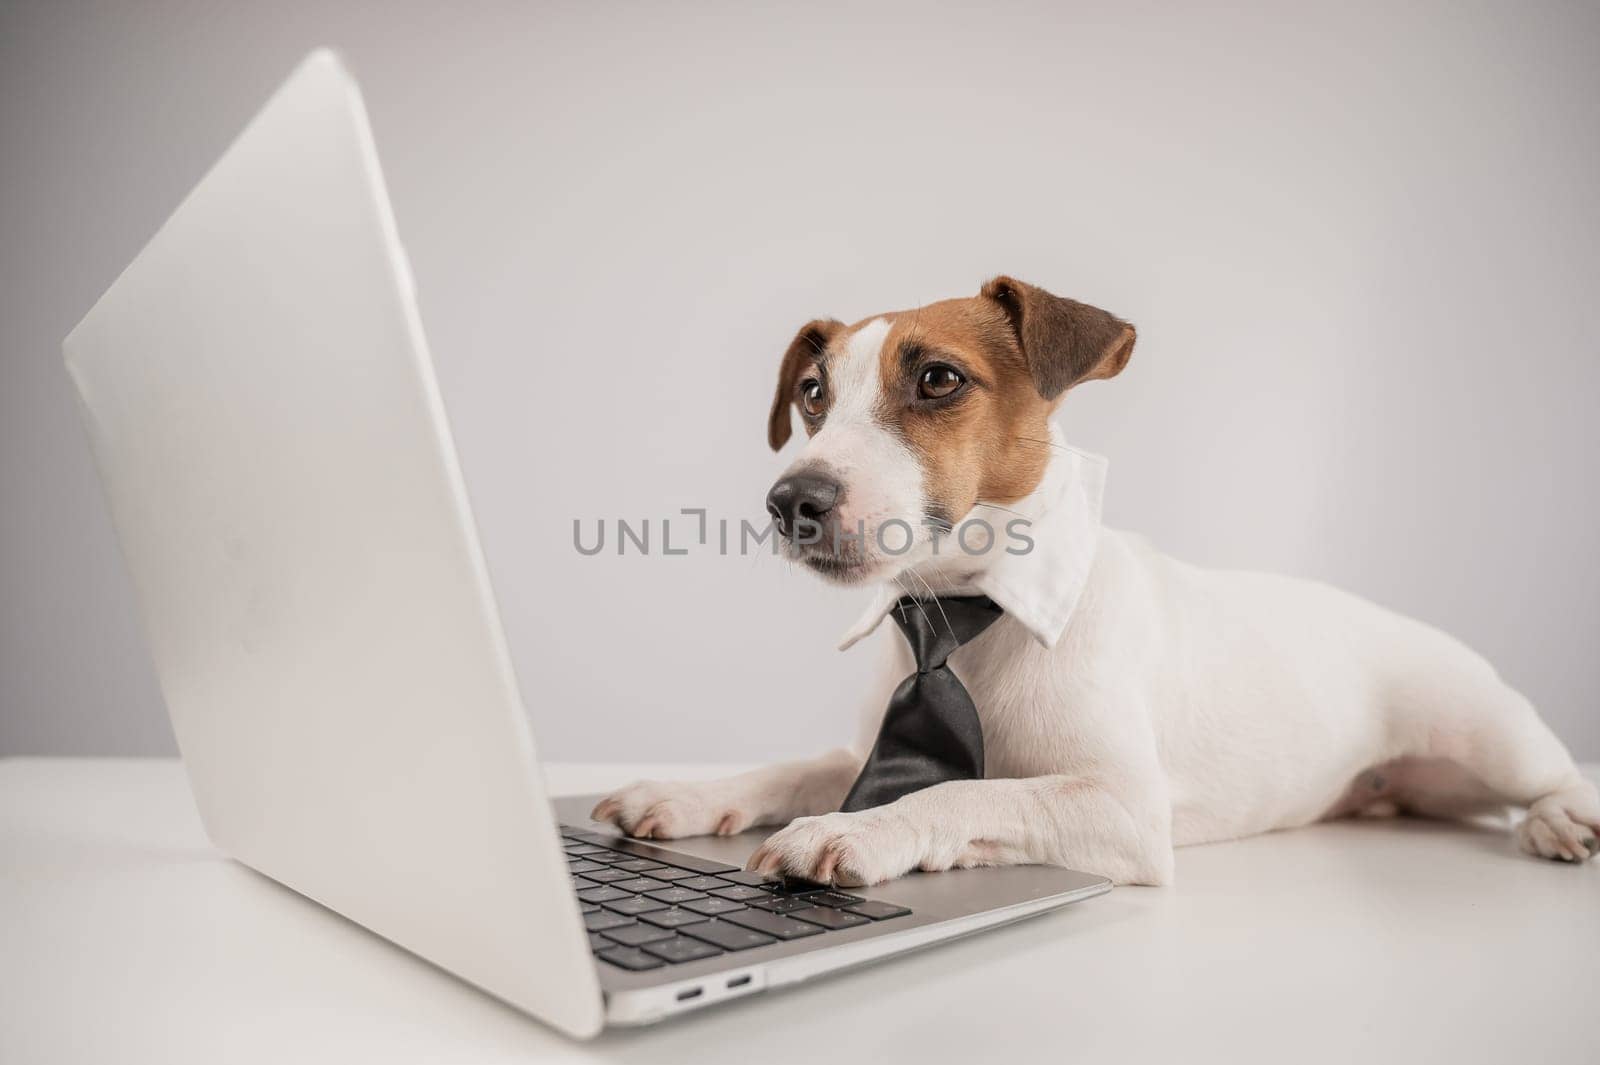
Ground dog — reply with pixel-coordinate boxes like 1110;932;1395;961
592;276;1600;885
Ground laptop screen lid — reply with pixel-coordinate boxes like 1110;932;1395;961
62;50;602;1038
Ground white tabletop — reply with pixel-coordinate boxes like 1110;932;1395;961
2;758;1595;1064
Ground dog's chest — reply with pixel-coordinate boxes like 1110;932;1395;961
948;616;1085;779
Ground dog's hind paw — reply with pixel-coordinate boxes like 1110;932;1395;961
1516;788;1600;863
590;780;756;840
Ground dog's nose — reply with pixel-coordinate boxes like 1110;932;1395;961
766;473;840;538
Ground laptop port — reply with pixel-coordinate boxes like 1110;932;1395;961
726;975;751;989
676;987;703;1002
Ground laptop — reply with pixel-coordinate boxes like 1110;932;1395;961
62;50;1110;1037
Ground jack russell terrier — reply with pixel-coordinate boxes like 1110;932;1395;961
593;276;1599;885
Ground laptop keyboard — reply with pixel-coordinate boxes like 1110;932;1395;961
560;826;911;971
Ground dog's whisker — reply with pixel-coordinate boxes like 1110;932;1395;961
904;567;954;636
890;574;915;625
896;573;937;633
1013;434;1069;455
971;500;1026;519
748;526;773;571
890;573;914;617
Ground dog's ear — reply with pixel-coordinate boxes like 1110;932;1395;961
980;276;1135;400
768;318;843;451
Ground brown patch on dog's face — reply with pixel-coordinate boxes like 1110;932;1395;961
871;299;1055;523
863;279;1134;522
768;318;844;451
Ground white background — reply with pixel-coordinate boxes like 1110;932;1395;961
2;0;1597;760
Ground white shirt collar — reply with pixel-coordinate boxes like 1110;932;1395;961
837;427;1107;652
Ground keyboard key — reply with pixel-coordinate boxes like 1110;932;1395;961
567;859;606;874
710;885;768;902
803;890;864;908
580;902;600;914
681;920;776;952
642;936;724;964
577;886;630;904
588;932;611;950
601;923;677;947
721;908;823;940
772;876;831;894
581;868;635;883
675;875;733;892
640;907;709;929
644;887;708;905
793;906;871;930
565;844;609;856
604;895;669;916
584;910;634;932
597;946;666;971
718;870;780;887
650;867;700;881
610;859;668;874
845;901;911;920
682;897;748;917
612;877;673;894
748;895;816;915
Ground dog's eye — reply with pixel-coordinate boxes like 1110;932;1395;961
800;378;826;417
918;364;965;400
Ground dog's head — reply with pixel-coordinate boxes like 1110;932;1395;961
765;276;1134;585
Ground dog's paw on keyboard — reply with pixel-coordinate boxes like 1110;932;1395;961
747;810;917;887
591;780;756;840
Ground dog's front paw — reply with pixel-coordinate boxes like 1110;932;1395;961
746;810;922;886
590;780;756;840
1516;790;1600;863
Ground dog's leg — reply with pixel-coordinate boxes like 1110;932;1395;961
1458;697;1599;862
746;771;1174;886
1390;649;1600;862
589;748;862;839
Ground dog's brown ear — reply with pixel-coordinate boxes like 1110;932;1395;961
980;276;1135;400
768;318;843;451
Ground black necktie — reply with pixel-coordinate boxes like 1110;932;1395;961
840;594;1005;813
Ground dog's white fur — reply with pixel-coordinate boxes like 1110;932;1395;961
782;319;938;573
594;321;1600;884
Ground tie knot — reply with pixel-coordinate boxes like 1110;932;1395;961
888;594;1004;671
